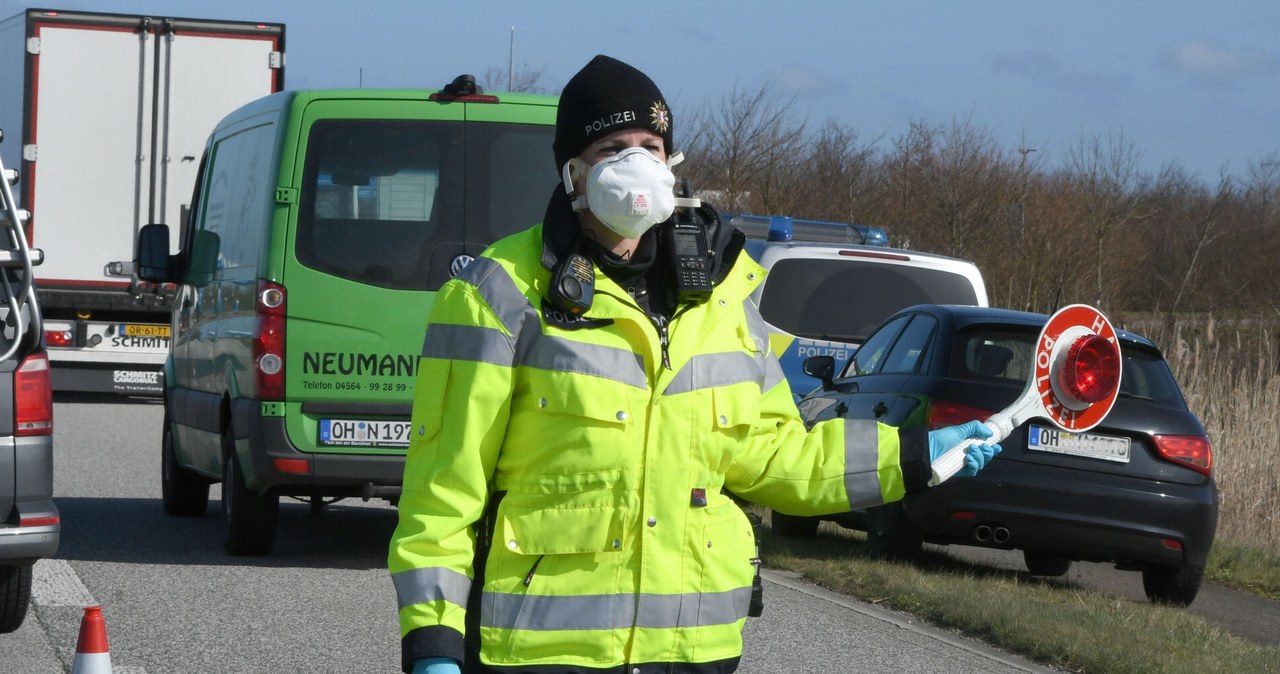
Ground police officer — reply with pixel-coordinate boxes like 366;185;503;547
389;55;1000;674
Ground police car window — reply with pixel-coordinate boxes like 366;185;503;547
841;314;911;377
882;314;937;374
759;258;980;345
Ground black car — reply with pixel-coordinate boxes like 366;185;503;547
779;304;1218;606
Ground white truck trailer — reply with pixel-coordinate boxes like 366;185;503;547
0;8;283;395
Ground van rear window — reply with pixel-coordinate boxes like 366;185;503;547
297;119;555;290
758;258;980;344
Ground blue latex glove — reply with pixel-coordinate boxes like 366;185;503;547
928;420;1002;477
412;657;461;674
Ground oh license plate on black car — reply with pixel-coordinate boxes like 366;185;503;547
1027;424;1130;463
319;418;410;448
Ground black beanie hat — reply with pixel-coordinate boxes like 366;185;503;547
553;55;673;171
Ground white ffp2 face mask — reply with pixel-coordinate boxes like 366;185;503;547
565;147;677;239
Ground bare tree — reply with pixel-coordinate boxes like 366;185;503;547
683;83;806;215
480;63;549;93
1063;131;1151;307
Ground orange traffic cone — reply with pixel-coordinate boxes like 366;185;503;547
72;605;113;674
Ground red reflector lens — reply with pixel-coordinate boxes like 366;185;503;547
950;511;978;520
1162;538;1184;551
837;249;910;262
1063;334;1120;403
1153;434;1212;475
16;352;53;436
45;330;73;347
272;458;310;474
927;400;996;430
20;515;59;527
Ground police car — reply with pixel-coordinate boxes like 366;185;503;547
728;214;988;403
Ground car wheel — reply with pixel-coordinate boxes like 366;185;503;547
1142;564;1204;606
771;510;820;538
1023;550;1072;577
161;419;210;517
222;438;279;557
867;502;922;560
0;564;33;634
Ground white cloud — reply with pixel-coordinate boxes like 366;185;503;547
1164;40;1278;80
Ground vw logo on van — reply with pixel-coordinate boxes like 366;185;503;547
450;254;475;277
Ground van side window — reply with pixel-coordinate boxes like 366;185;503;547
198;122;276;273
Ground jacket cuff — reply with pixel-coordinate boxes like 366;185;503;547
402;625;465;674
897;427;932;494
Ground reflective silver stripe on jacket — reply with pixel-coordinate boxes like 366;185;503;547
457;256;531;337
742;300;787;394
482;588;751;631
843;419;886;509
665;352;766;396
518;335;648;389
392;567;472;610
421;323;514;366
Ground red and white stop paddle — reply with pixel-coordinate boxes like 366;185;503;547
929;304;1123;485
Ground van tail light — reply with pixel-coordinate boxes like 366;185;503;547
254;280;286;401
1153;435;1212;475
15;351;53;436
926;399;996;430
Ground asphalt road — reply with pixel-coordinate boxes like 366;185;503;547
5;395;1052;673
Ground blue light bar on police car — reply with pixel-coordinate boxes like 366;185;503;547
723;213;888;246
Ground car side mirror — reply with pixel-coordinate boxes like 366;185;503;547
136;223;174;282
802;355;837;391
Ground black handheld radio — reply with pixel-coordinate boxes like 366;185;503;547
666;179;713;304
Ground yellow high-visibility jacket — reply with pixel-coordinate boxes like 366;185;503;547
389;219;931;673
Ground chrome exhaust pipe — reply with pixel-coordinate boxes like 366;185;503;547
973;525;992;543
993;527;1011;544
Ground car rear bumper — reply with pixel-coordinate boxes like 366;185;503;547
231;398;405;498
904;462;1218;568
0;501;61;563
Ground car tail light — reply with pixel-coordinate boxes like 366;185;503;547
254;280;286;400
15;351;53;436
45;329;73;347
1062;334;1120;404
927;399;996;430
1153;434;1212;475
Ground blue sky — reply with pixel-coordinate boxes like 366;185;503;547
4;1;1277;183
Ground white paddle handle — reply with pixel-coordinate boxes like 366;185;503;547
927;400;1027;486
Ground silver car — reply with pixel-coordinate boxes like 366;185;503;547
0;128;56;633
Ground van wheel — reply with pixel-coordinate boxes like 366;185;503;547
867;502;922;560
161;420;210;517
0;565;33;634
222;443;278;556
1142;564;1204;606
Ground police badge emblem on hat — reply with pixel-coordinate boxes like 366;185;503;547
649;101;670;134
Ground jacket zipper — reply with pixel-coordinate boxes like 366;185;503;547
523;555;545;586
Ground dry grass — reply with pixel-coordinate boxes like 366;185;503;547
1130;315;1280;556
756;514;1280;674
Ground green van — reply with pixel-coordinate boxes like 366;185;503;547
136;77;559;555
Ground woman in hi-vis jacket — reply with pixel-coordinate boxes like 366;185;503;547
389;54;1000;674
